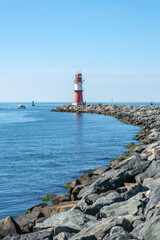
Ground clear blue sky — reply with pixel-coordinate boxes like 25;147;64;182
0;0;160;102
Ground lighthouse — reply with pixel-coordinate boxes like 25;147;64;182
72;72;85;106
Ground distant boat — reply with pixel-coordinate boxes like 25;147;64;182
32;101;35;106
150;102;153;105
17;105;26;109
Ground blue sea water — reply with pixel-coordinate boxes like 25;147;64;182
0;102;153;219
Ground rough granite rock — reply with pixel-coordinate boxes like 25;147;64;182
78;168;130;198
98;199;143;219
0;216;21;238
53;232;74;240
70;217;132;240
109;226;125;235
114;156;151;180
145;185;160;213
130;222;144;238
143;177;160;190
84;194;100;205
50;194;70;204
123;184;148;200
84;192;124;216
2;232;53;240
33;209;98;235
15;212;45;233
107;232;140;240
41;201;79;217
135;160;160;183
138;209;160;240
25;203;47;215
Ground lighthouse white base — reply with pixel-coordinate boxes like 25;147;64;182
72;102;85;106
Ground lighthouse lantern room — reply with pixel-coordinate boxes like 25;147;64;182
72;72;85;106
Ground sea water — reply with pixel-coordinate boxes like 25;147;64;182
0;102;146;219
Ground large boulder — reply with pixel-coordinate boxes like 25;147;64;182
114;156;150;178
77;156;150;199
138;209;160;240
25;203;47;215
135;160;160;183
3;232;53;240
33;209;98;236
41;201;79;217
145;185;160;213
130;221;144;238
99;199;143;219
143;177;160;190
50;194;70;204
77;169;129;199
0;216;21;238
123;184;148;200
84;192;124;216
15;211;45;233
70;217;132;240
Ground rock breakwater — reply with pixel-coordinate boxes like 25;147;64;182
1;104;160;240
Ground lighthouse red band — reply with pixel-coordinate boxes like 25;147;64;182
72;72;84;106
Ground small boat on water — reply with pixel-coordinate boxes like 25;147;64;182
150;102;153;106
17;105;26;109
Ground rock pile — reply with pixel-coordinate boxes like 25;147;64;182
1;104;160;239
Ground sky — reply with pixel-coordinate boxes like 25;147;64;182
0;0;160;102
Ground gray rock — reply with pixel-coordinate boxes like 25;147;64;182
110;226;125;235
50;194;70;204
16;212;44;233
99;199;143;219
84;194;100;205
116;186;127;194
108;232;140;240
91;169;129;194
132;220;144;229
70;217;132;240
53;232;74;240
124;184;148;200
3;232;53;240
36;217;48;224
78;157;150;199
146;209;156;222
129;192;146;201
73;198;87;212
73;194;100;212
0;216;21;238
136;160;160;183
71;185;85;201
84;192;124;216
130;222;144;238
139;209;160;240
33;209;98;235
146;185;160;213
77;184;95;199
143;177;160;190
115;156;150;177
93;166;110;175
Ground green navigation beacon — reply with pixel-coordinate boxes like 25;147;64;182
32;101;35;106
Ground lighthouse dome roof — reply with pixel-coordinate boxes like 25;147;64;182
75;72;82;76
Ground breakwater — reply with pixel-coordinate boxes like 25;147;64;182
1;104;160;240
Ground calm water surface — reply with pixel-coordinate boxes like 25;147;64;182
0;102;144;219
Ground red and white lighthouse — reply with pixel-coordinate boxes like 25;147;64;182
72;72;84;106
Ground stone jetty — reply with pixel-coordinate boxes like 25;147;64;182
1;104;160;240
